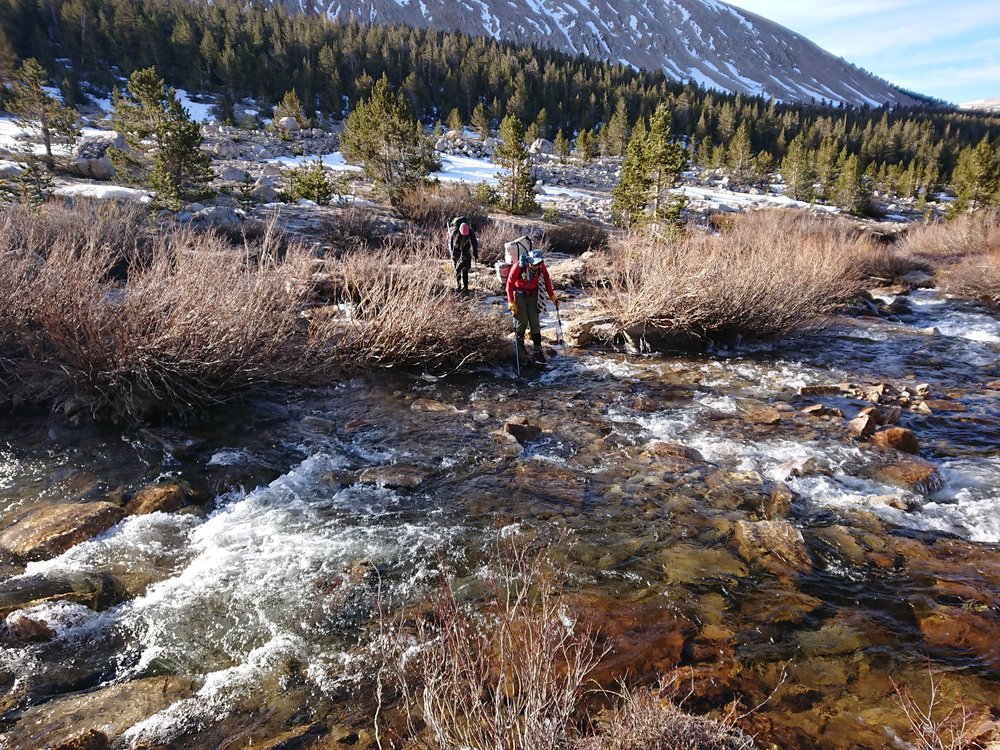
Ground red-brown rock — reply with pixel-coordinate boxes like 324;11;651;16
871;427;920;455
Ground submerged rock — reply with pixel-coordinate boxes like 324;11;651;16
358;464;431;490
732;519;812;577
872;458;943;494
124;482;188;515
503;418;542;444
0;502;124;562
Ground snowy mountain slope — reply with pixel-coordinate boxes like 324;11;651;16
287;0;924;106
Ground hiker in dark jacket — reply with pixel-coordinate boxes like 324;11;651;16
449;221;479;293
506;248;559;362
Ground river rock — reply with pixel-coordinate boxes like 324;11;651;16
739;585;823;623
410;398;458;413
848;414;878;438
987;380;1000;390
801;404;843;418
799;385;842;396
918;605;1000;671
740;400;782;425
871;427;920;455
138;427;205;458
503;418;542;444
644;442;706;471
659;545;747;587
358;464;430;490
0;612;55;646
0;502;124;561
2;675;201;749
0;572;106;618
733;519;812;577
872;458;943;494
899;270;934;288
125;482;188;515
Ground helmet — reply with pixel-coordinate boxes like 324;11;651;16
527;249;543;265
459;223;471;236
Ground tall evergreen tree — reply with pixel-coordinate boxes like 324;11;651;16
8;58;81;169
446;107;463;134
575;128;595;161
109;66;212;208
781;133;816;202
274;89;309;127
726;121;754;188
601;97;630;157
831;153;872;215
340;73;436;197
611;126;651;228
471;102;491;139
494;114;537;214
645;103;686;223
553;129;570;162
951;136;1000;214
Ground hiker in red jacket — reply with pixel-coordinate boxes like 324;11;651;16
506;249;560;362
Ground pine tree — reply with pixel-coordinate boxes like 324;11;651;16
611;126;651;228
575;128;595;161
951;136;1000;214
602;98;629;157
831;153;872;215
471;102;490;139
15;156;54;204
110;67;213;209
645;103;686;223
340;73;436;197
494;114;538;214
8;58;81;169
726;121;754;188
781;133;815;202
446;107;463;134
274;89;309;127
553;129;570;162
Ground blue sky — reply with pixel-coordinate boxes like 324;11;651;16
723;1;1000;105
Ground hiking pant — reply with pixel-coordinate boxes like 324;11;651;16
514;292;541;347
454;254;472;291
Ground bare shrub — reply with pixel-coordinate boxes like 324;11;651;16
898;209;1000;264
573;680;757;750
943;249;1000;309
853;245;934;284
394;182;489;229
588;210;868;344
543;220;610;256
375;533;603;750
892;666;993;750
308;239;508;370
0;204;319;420
323;205;386;252
475;220;546;265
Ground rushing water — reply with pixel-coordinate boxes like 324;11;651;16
0;289;998;749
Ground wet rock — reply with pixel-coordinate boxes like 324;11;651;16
858;405;881;422
797;622;868;657
848;414;878;439
870;494;917;511
358;464;431;490
923;398;966;412
0;572;105;618
871;427;920;455
760;482;796;520
0;612;55;646
775;457;828;481
987;380;1000;390
125;482;188;515
810;525;867;566
658;544;748;587
799;385;842;396
643;442;706;471
872;458;943;494
503;418;542;444
303;415;336;434
0;502;125;562
881;405;903;425
410;398;459;413
801;403;843;418
687;624;735;662
51;728;109;750
918;605;1000;670
899;270;934;288
732;519;812;576
915;383;932;397
739;585;823;624
740;399;782;425
138;427;205;459
2;675;200;749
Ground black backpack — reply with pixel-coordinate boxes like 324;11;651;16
448;216;469;235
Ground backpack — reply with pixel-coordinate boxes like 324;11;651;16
495;235;532;283
448;215;469;237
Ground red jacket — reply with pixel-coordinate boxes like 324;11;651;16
506;261;555;302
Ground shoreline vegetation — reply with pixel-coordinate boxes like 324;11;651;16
1;201;998;422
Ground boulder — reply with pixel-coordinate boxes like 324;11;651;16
0;502;125;561
0;572;105;618
0;160;26;178
251;184;278;203
217;166;248;182
125;483;188;515
277;116;301;133
434;137;451;152
872;458;943;494
358;465;431;490
871;427;920;455
899;270;935;288
67;132;126;180
260;162;282;177
529;138;554;155
732;519;812;576
802;404;843;418
195;205;241;226
739;399;782;425
213;138;240;159
310;127;325;138
503;418;542;444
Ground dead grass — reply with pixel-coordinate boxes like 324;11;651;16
543;220;610;256
943;250;1000;309
394;182;489;229
307;239;508;371
897;209;1000;264
323;204;386;253
853;245;935;285
475;220;546;265
374;532;604;750
573;680;757;750
587;210;868;345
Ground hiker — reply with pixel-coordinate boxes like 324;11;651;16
449;218;479;293
506;248;560;362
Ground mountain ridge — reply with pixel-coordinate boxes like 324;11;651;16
287;0;925;107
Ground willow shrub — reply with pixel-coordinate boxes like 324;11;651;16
307;239;508;371
897;208;1000;264
587;210;868;345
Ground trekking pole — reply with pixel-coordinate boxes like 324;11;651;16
512;310;521;376
555;306;567;357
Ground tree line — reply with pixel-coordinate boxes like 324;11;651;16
1;0;998;213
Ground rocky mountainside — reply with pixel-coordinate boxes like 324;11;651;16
289;0;923;107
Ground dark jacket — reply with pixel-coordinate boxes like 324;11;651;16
449;230;479;263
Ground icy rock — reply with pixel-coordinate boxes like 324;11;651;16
871;427;920;455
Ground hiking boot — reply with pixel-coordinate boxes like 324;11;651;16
532;348;547;364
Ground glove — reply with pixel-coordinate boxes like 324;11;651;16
549;294;561;309
508;300;517;315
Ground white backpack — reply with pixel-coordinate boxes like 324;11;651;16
494;235;533;283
